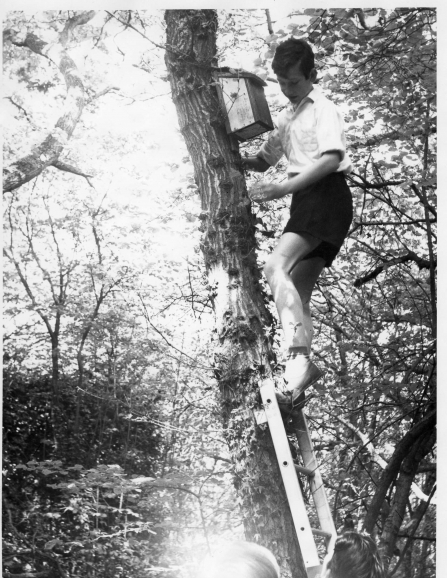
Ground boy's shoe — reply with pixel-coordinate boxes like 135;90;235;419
276;390;292;414
284;358;324;400
292;390;306;410
276;390;313;416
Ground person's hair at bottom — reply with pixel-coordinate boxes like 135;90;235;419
201;541;280;578
329;532;385;578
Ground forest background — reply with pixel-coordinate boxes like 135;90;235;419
2;4;441;578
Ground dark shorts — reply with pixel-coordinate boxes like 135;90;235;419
301;240;340;267
283;171;353;267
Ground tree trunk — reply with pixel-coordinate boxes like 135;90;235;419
382;429;436;571
165;9;308;577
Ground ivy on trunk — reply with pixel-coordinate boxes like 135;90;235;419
165;9;308;577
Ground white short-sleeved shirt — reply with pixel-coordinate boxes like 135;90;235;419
258;85;352;174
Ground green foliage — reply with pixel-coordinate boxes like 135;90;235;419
3;460;163;578
2;367;166;576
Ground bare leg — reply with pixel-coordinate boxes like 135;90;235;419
264;232;325;400
290;256;325;351
263;232;321;349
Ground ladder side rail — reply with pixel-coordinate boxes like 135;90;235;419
259;380;321;570
294;409;337;553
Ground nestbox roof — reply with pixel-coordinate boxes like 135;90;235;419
217;68;267;87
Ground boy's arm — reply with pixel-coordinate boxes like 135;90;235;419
280;151;340;196
242;155;271;173
244;126;283;173
249;152;340;202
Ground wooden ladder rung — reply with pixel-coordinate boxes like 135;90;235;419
295;464;315;477
294;409;337;553
311;528;333;539
260;380;320;569
259;380;337;570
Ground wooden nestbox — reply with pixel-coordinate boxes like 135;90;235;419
216;70;274;141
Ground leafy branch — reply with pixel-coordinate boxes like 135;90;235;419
3;11;96;193
354;251;435;287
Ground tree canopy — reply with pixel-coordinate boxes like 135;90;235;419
3;8;436;578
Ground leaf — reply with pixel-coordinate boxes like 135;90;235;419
44;512;61;519
44;538;62;550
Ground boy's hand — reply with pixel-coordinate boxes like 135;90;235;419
248;182;284;202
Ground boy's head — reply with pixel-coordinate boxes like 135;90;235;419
272;39;317;105
199;541;280;578
272;38;315;80
322;532;385;578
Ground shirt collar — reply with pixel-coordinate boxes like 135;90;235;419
307;84;323;101
287;84;323;112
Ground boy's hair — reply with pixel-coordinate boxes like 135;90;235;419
272;38;315;79
329;532;385;578
200;541;280;578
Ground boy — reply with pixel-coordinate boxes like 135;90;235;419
321;531;385;578
244;38;353;408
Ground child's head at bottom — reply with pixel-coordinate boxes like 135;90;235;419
322;531;385;578
199;541;280;578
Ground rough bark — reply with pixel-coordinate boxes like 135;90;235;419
3;11;95;193
380;428;436;567
399;472;436;537
389;480;436;577
363;409;436;534
165;9;307;578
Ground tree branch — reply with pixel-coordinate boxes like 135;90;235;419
349;126;436;150
349;218;436;236
4;96;30;119
354;251;435;288
3;11;96;193
363;410;436;533
3;248;54;338
347;172;405;190
59;10;96;47
51;159;94;187
86;85;120;103
265;10;274;34
332;414;433;502
411;183;437;218
388;469;436;575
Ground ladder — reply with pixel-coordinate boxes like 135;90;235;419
255;379;337;578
